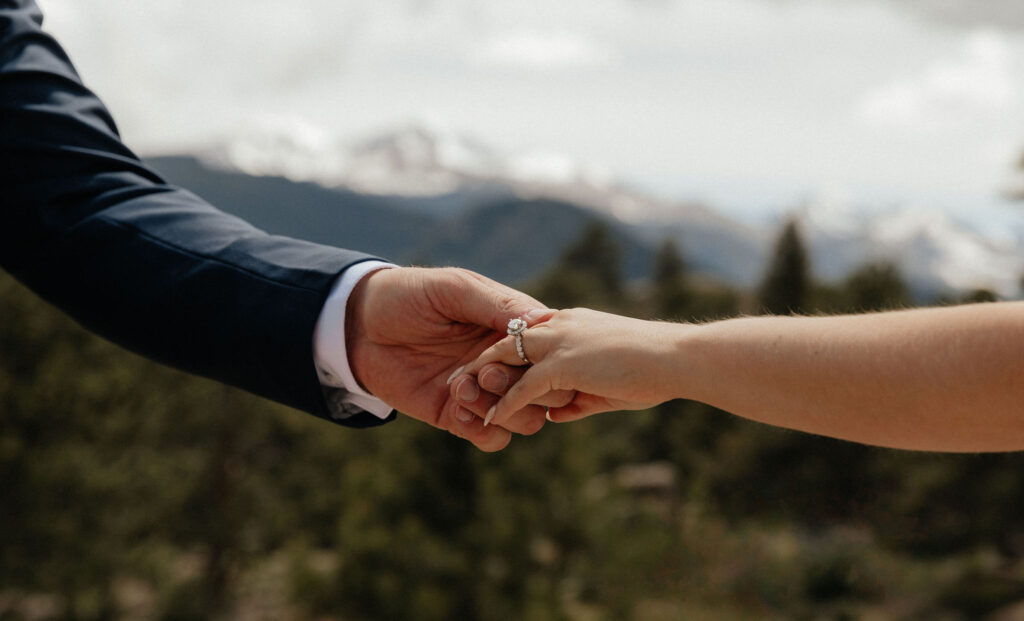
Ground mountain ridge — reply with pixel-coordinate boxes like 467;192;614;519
151;123;1024;297
145;155;658;287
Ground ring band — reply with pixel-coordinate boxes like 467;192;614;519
507;317;530;364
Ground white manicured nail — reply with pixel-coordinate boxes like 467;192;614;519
484;406;496;427
446;365;465;385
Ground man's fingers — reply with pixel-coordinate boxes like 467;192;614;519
439;399;512;452
447;269;552;333
478;363;575;408
496;404;546;436
477;364;516;394
450;375;546;436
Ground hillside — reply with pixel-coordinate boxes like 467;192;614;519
146;156;656;286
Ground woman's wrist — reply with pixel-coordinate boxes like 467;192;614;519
658;319;714;405
640;319;700;405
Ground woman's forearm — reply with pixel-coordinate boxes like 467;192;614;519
673;302;1024;452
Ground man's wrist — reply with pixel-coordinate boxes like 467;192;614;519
344;265;381;393
313;260;396;419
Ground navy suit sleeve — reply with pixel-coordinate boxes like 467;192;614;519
0;0;391;427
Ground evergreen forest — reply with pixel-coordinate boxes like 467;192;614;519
3;219;1024;620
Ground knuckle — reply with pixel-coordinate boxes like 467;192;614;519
448;266;472;281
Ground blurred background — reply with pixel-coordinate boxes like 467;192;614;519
4;0;1024;618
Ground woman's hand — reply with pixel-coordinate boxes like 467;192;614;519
459;308;684;429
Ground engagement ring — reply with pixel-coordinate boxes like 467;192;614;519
507;317;530;364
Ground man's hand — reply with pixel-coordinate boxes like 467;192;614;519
345;267;552;451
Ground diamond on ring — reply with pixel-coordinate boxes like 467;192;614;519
507;317;530;364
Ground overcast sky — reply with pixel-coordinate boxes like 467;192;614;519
38;0;1024;223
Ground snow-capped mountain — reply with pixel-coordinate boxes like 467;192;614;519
200;117;351;187
201;120;614;198
341;126;499;195
195;120;1023;298
201;120;736;223
198;120;764;275
800;197;1024;298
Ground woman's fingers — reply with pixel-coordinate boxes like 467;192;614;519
485;364;555;428
449;374;546;436
461;311;557;377
440;398;511;451
450;310;564;433
546;393;616;423
459;336;525;378
445;363;573;437
478;363;575;408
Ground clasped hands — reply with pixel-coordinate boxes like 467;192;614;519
346;266;653;451
346;266;1024;454
345;266;571;451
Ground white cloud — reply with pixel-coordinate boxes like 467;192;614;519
859;30;1019;132
479;31;618;70
35;0;1024;223
890;0;1024;32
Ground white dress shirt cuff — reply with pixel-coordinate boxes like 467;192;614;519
313;260;396;420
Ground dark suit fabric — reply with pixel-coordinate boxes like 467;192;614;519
0;0;390;427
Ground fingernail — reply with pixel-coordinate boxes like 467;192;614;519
479;368;508;394
484;406;496;427
455;408;474;424
455;378;479;403
445;365;465;385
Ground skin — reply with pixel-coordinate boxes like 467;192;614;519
458;303;1024;452
345;266;573;451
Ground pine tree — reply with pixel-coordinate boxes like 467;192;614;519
530;219;624;310
757;218;809;315
1010;150;1024;200
958;288;997;304
652;239;691;320
561;220;624;299
842;261;909;312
